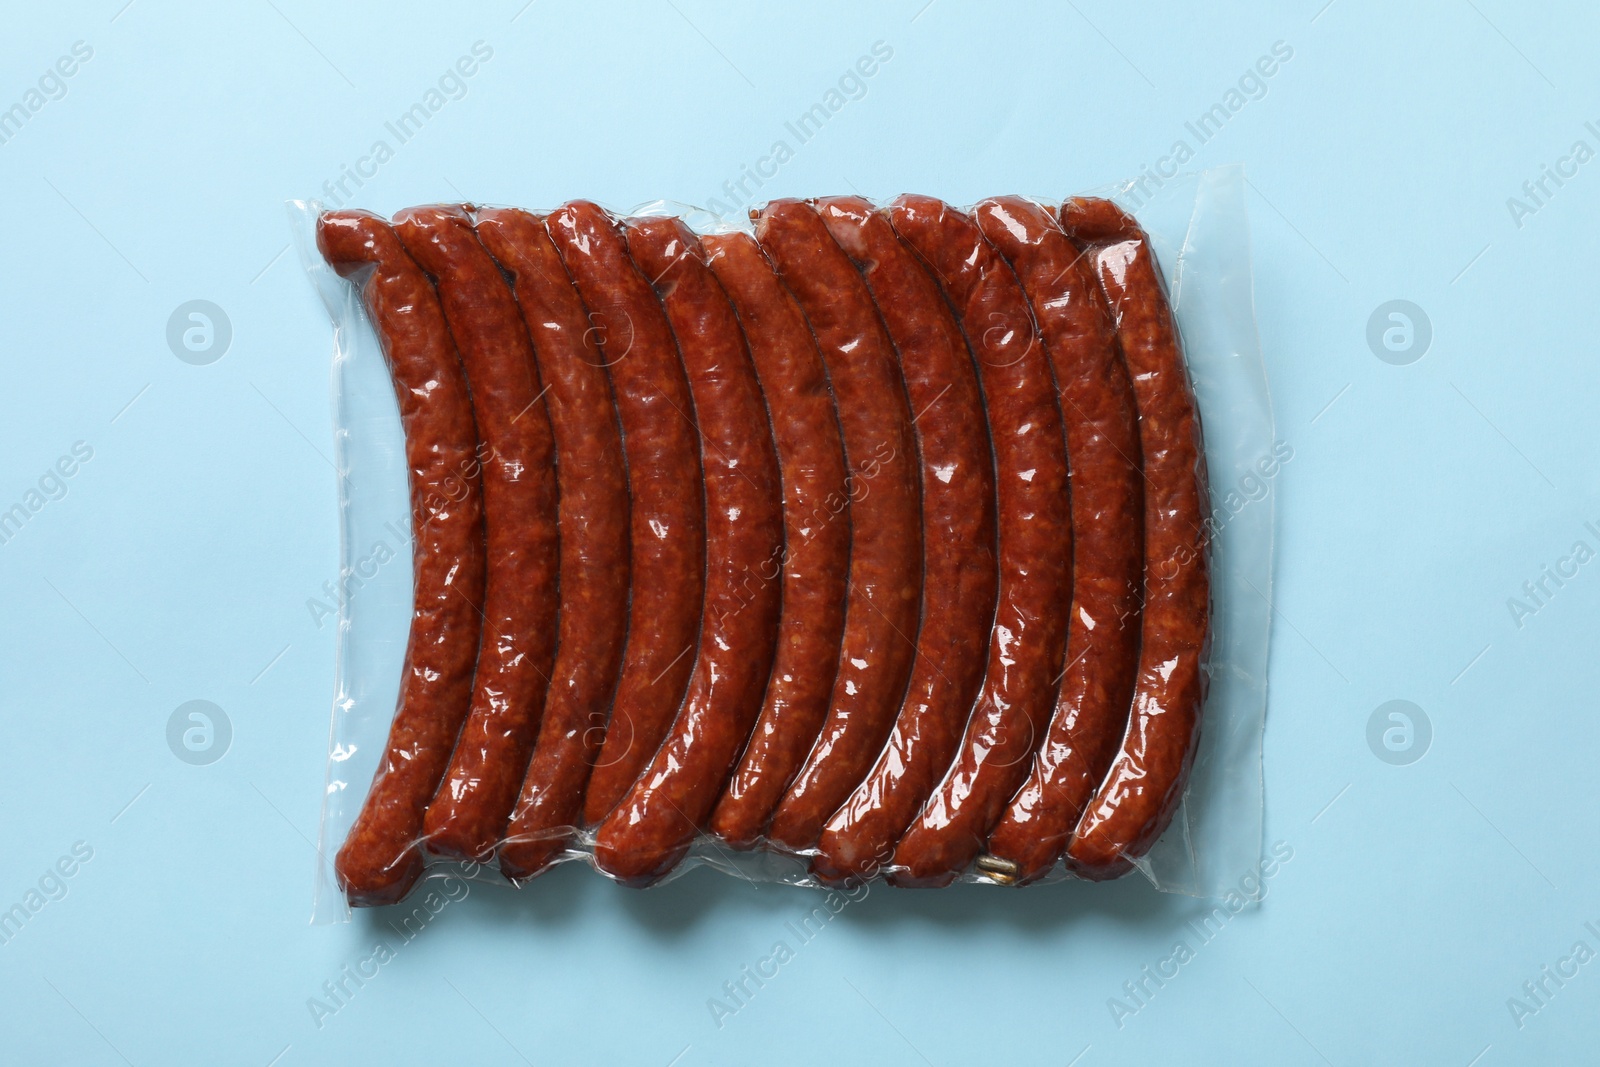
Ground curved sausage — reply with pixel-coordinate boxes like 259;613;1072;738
1059;198;1210;879
317;210;487;907
474;209;632;881
545;201;708;828
390;205;561;865
592;217;785;885
811;197;997;884
702;232;852;850
888;197;1072;888
755;199;924;854
975;197;1144;884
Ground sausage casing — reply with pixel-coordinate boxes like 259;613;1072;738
812;197;997;884
703;232;852;850
318;210;487;907
888;197;1072;888
546;201;708;828
593;217;784;885
474;209;632;880
756;199;924;853
976;196;1144;884
393;205;562;865
1059;198;1210;879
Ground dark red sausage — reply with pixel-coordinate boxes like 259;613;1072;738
592;217;785;885
811;197;997;884
545;201;708;828
474;209;632;881
888;197;1072;888
318;210;487;907
703;231;852;850
975;196;1144;885
389;205;561;865
756;199;924;854
1059;198;1210;879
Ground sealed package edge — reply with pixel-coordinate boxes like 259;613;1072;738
289;166;1274;921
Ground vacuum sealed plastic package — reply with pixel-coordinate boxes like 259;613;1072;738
290;165;1274;922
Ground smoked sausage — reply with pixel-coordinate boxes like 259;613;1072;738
546;201;707;828
756;199;924;854
593;217;784;885
888;197;1071;888
394;205;562;865
976;196;1143;885
1058;197;1210;879
318;210;487;907
474;209;632;880
703;232;852;850
812;197;997;884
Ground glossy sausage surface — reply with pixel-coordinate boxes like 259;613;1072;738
394;205;562;865
593;217;784;885
756;199;924;854
976;196;1143;885
812;196;997;884
703;231;852;850
474;209;632;880
547;201;708;828
1059;197;1210;879
319;210;487;907
888;196;1072;888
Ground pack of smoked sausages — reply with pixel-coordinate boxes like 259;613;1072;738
302;179;1268;910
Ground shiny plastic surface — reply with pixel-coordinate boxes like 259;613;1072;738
292;166;1271;920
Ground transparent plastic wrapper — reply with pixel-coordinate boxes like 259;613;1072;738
290;164;1273;923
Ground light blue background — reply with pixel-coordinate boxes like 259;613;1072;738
0;1;1593;1064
